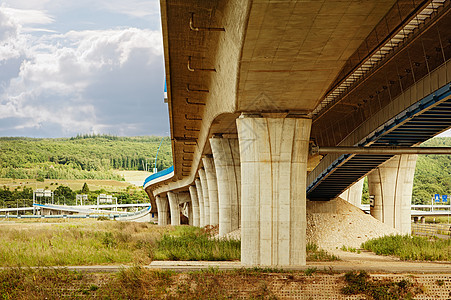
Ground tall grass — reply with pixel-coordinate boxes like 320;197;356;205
154;226;240;261
361;234;451;261
0;220;338;266
307;243;340;261
0;221;170;266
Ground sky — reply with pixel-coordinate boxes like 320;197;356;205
0;0;168;138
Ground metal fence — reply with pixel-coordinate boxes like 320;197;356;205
412;223;451;239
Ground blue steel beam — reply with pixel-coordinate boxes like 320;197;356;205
307;83;451;200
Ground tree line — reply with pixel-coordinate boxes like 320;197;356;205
0;183;147;208
412;137;451;204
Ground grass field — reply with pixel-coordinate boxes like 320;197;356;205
0;220;163;266
361;234;451;261
0;219;339;267
0;220;241;267
113;170;153;187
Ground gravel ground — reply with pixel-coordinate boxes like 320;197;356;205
217;198;399;250
306;198;399;250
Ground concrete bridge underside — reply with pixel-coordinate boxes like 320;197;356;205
146;0;451;267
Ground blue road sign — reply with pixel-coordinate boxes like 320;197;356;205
434;194;441;202
443;195;448;202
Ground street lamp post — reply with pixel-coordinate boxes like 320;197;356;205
153;137;165;173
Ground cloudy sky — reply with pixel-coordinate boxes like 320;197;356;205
0;0;168;138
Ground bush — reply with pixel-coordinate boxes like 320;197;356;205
341;271;420;299
361;234;451;261
153;226;240;261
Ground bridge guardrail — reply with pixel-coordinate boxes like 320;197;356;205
0;206;151;220
143;166;174;188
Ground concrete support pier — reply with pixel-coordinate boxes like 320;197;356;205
167;191;180;226
210;137;241;237
237;115;312;266
339;177;364;207
199;169;210;226
195;178;205;227
186;201;193;225
155;195;169;226
189;185;200;226
203;156;219;226
368;154;417;234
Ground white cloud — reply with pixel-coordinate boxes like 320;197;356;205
99;0;160;18
0;0;55;11
0;9;28;63
1;7;54;26
0;1;168;138
0;23;164;136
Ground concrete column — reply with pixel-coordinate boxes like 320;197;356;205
210;136;241;237
155;195;169;226
189;185;200;226
167;191;180;226
237;115;311;267
186;201;193;226
199;168;210;226
368;154;417;234
195;178;205;227
202;156;219;226
339;177;364;207
178;192;191;225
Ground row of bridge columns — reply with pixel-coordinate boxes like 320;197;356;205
153;115;418;266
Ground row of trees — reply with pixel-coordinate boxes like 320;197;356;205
412;137;451;204
0;183;148;208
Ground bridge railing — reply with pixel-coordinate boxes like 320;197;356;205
143;166;174;189
412;223;451;239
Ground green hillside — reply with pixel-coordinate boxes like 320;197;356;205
0;135;449;205
0;135;172;181
413;137;451;204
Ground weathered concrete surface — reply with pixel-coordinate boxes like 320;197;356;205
198;169;210;226
210;137;241;237
339;178;364;207
156;195;169;226
368;154;417;234
237;116;311;266
188;185;200;227
202;156;219;226
195;179;205;227
186;201;193;226
167;192;180;226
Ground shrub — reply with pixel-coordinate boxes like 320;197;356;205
361;234;451;261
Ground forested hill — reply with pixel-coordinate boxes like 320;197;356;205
0;135;172;180
0;135;449;204
413;136;451;204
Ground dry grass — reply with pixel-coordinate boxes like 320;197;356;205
0;267;431;300
0;220;173;267
0;219;338;267
113;170;152;184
